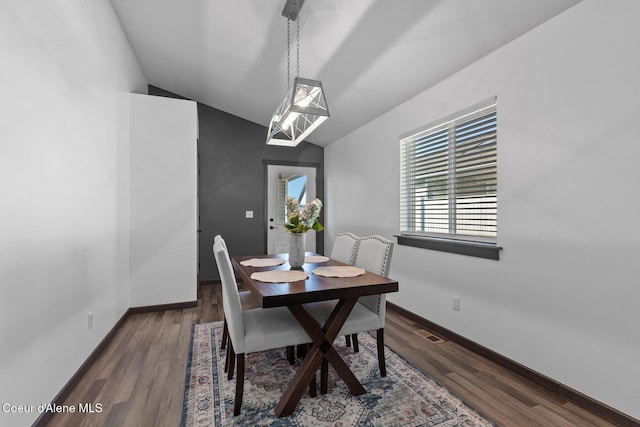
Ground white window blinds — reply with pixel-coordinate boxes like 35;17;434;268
400;98;497;241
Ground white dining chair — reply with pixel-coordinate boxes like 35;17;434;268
348;235;394;353
305;234;394;389
213;240;313;415
214;236;259;371
330;232;360;347
330;232;360;265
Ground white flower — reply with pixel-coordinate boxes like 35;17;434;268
284;198;323;233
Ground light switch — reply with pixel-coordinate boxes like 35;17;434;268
245;210;254;219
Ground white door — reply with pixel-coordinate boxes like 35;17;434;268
267;165;317;254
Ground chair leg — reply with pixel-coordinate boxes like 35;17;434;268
227;343;236;380
224;343;230;373
233;353;245;416
320;358;329;395
345;334;352;347
287;346;295;365
352;334;359;352
297;344;307;358
309;374;317;398
376;328;386;377
221;319;228;350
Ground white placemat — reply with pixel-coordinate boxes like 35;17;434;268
240;257;286;267
305;255;330;263
312;266;366;278
250;270;308;283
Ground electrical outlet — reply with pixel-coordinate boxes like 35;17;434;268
452;297;461;312
88;312;93;330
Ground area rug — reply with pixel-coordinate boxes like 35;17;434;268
181;321;495;427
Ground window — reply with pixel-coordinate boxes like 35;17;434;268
400;98;497;244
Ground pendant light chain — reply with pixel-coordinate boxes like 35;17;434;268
286;15;300;86
296;18;300;78
287;19;291;87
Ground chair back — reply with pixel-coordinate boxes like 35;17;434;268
214;234;227;250
330;232;360;265
353;235;394;326
354;235;393;277
213;239;246;353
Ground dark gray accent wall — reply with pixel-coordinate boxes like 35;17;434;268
148;86;325;280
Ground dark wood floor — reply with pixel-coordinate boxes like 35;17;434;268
47;283;616;427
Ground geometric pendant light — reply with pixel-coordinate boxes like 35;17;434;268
266;0;329;146
266;77;329;146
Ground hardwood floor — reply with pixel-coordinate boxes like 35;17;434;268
47;283;618;427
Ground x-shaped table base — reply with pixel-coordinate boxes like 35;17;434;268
274;297;366;418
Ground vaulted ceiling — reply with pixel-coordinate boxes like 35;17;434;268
110;0;580;146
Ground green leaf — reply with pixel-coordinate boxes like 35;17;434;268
312;218;324;231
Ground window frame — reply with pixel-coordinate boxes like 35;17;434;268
398;97;501;259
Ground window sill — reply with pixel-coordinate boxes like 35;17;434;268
395;235;502;260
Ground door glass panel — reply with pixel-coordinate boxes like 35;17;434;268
277;173;307;223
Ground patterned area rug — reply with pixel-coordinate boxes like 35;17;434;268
181;321;495;427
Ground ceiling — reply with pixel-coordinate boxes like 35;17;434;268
110;0;580;146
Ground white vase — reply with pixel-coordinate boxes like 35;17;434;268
288;232;306;269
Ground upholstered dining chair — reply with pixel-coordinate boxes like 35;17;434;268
213;240;313;415
305;234;394;390
215;235;299;368
347;235;394;353
329;232;361;347
330;232;360;265
214;236;259;367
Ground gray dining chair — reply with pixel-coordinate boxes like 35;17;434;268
213;240;313;415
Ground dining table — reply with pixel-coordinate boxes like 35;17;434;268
231;252;399;418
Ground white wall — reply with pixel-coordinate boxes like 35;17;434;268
325;0;640;419
0;1;146;425
129;94;198;307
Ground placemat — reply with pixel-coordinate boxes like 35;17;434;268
312;266;366;278
250;270;308;283
240;257;286;267
304;255;330;263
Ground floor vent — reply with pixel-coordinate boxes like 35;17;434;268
414;329;445;343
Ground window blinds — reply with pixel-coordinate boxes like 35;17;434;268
400;100;497;240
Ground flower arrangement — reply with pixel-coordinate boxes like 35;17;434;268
284;197;324;233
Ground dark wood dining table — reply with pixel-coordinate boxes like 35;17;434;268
231;252;399;418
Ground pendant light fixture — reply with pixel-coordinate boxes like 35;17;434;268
266;0;329;147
